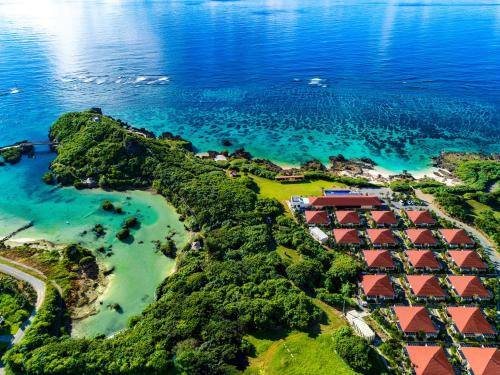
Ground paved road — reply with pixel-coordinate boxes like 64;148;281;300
0;263;46;345
415;189;500;273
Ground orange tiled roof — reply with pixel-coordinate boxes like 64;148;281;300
308;195;382;208
448;276;490;298
304;210;330;225
406;346;454;375
393;306;436;334
461;347;500;375
361;274;394;297
333;229;361;244
447;307;495;335
407;210;435;225
335;210;360;225
448;250;486;269
406;229;438;245
440;229;474;245
406;250;440;269
363;250;394;269
407;275;446;297
371;210;398;225
367;229;396;245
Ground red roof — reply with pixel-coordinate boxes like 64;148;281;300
361;274;394;297
307;195;382;208
367;229;396;245
393;306;436;334
447;307;495;335
440;229;474;246
448;250;486;270
406;346;454;375
304;210;330;225
363;250;394;269
407;275;446;297
406;229;437;245
407;210;435;225
371;210;398;225
461;347;500;375
406;250;440;269
333;229;360;244
335;210;360;225
448;276;490;298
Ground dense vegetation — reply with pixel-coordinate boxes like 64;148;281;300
3;111;368;374
0;274;36;337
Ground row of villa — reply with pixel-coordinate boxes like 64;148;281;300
289;192;499;375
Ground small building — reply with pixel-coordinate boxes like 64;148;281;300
346;310;376;342
447;307;495;339
367;229;396;247
275;175;305;182
393;306;437;338
363;250;395;271
289;196;306;211
371;210;398;227
361;274;394;301
406;275;446;301
406;229;438;248
306;195;382;209
406;250;441;271
333;228;361;246
447;276;491;301
335;210;361;227
448;250;487;272
214;154;228;162
405;345;454;375
406;210;435;227
304;210;330;226
309;226;329;244
439;229;474;248
459;346;500;375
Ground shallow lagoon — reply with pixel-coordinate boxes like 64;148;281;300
0;152;188;337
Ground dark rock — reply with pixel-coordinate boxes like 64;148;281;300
221;139;232;147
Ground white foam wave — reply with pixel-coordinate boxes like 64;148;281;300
10;88;20;94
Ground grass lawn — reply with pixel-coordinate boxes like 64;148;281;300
466;199;500;219
251;175;347;208
243;299;354;375
276;246;302;265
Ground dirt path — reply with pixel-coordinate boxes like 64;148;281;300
415;189;500;273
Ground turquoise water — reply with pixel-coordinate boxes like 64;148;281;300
0;0;499;171
0;153;188;337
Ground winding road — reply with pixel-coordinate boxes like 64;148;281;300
415;189;500;273
0;261;46;345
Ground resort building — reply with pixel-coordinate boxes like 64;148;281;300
405;345;454;375
459;347;500;375
363;250;395;271
370;210;398;227
447;307;495;339
393;306;438;338
289;196;306;211
345;310;376;342
366;229;397;247
361;274;394;301
448;250;487;272
406;250;441;271
304;210;330;226
333;228;361;246
275;175;305;182
439;229;475;248
406;275;446;301
405;229;438;248
335;210;361;227
309;227;329;244
306;195;382;209
406;210;435;227
447;276;490;301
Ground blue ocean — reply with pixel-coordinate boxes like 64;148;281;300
1;0;499;171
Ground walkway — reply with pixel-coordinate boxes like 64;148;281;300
415;189;500;273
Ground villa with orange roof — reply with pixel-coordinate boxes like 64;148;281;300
459;347;500;375
363;250;395;271
405;229;438;247
361;274;394;301
393;306;438;338
306;195;382;209
406;210;435;227
448;250;487;272
370;210;398;227
447;307;496;339
406;249;441;271
407;275;446;301
304;210;330;226
333;228;361;246
367;229;397;247
335;210;361;227
405;345;454;375
447;275;491;301
440;229;475;248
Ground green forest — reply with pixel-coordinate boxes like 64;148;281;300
3;110;374;374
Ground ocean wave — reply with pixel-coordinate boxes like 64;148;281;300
308;77;327;87
59;74;170;86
